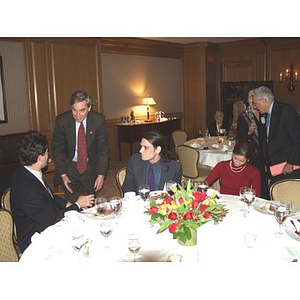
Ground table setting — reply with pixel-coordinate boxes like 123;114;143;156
19;182;300;265
185;136;235;167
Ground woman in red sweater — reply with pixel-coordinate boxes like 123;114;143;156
205;139;261;197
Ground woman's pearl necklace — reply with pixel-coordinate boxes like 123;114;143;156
229;160;246;173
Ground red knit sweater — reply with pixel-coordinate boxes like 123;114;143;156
205;160;261;197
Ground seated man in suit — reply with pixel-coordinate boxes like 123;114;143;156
122;131;182;194
10;132;95;253
208;110;229;136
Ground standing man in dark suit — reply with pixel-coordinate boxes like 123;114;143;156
122;131;182;194
51;90;110;202
252;86;300;186
10;132;95;253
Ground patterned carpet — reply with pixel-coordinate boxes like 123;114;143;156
98;159;128;199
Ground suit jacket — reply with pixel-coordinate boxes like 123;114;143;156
10;166;80;252
51;110;110;186
262;101;300;168
122;153;182;194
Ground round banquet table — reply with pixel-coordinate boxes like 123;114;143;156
19;194;300;265
184;137;235;167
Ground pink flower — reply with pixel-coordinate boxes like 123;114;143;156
149;206;158;214
183;212;193;219
169;223;178;233
199;204;209;212
204;211;211;219
178;197;184;204
192;200;199;209
193;192;207;202
168;211;177;220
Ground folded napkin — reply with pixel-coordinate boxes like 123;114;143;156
211;144;219;149
190;142;200;148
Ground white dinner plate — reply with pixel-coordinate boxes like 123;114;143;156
253;199;297;215
149;190;169;202
286;218;300;242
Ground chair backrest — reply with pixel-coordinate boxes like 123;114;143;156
0;208;19;262
270;179;300;211
1;187;11;211
172;130;187;152
116;167;127;197
177;145;199;179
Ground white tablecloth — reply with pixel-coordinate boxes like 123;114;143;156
19;195;300;266
185;137;234;167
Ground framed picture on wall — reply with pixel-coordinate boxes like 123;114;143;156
0;56;8;123
222;81;273;127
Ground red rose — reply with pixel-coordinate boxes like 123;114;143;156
179;197;184;204
193;192;206;202
204;211;211;219
192;200;199;209
168;211;177;220
164;198;173;205
169;223;178;233
183;212;193;219
199;204;209;212
149;206;158;214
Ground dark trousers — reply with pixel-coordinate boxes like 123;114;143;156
61;162;96;202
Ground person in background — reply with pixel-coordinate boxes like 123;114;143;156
51;90;110;202
10;132;94;253
208;110;229;136
252;86;300;186
236;88;269;199
205;139;261;197
122;131;182;194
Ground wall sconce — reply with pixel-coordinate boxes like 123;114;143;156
279;63;298;93
142;96;156;122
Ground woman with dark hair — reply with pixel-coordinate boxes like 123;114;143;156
236;88;269;199
205;139;261;197
122;131;182;194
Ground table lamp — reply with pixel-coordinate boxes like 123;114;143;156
142;96;156;122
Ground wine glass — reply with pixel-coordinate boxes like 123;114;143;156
197;180;209;193
138;184;150;208
99;222;113;248
198;129;203;138
239;186;249;212
128;234;141;262
204;131;209;144
243;188;256;216
109;196;123;216
95;197;108;217
274;205;288;237
165;181;177;198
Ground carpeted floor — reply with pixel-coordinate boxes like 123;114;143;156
99;159;128;199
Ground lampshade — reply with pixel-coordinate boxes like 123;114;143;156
142;97;156;106
142;96;156;122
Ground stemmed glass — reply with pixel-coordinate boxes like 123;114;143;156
243;188;256;217
128;234;141;262
138;184;150;208
165;181;177;199
197;180;209;193
99;222;113;248
109;196;123;219
95;197;108;217
239;186;249;212
274;204;289;237
204;130;209;144
198;129;203;138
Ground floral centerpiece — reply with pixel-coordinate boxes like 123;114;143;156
145;181;228;246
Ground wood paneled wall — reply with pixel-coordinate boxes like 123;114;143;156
1;37;300;162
